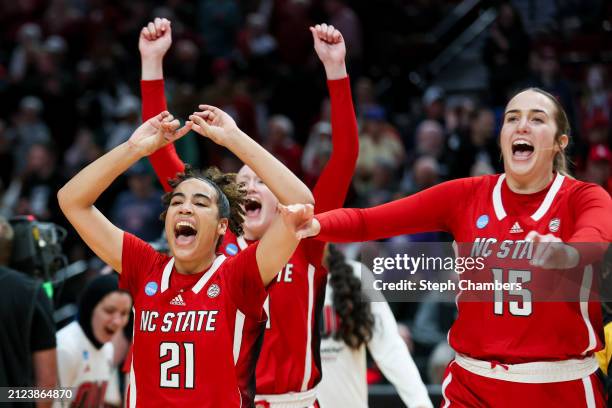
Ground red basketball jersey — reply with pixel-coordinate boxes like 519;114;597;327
120;233;268;407
220;231;328;394
449;173;605;363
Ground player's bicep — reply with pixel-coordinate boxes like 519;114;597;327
64;206;124;272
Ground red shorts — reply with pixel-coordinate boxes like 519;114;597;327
441;360;606;407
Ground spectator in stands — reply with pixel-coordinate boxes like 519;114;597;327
265;114;303;177
449;107;501;178
482;2;530;106
106;95;141;151
583;144;612;195
17;143;63;223
9;96;51;175
110;162;164;242
302;121;332;188
0;216;57;407
355;106;404;195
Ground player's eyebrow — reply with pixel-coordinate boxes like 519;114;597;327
504;109;549;117
193;193;212;202
170;192;185;200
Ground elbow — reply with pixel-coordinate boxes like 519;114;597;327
56;185;72;215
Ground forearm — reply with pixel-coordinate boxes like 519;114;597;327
314;178;469;242
313;76;358;213
141;79;184;191
225;128;314;204
256;217;300;285
59;143;141;209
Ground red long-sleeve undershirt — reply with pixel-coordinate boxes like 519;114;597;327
315;177;612;247
141;80;184;191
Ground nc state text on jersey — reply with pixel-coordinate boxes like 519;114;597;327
139;310;219;333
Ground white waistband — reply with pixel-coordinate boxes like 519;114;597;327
454;354;599;384
255;387;317;408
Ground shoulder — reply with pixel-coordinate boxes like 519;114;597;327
57;322;81;351
562;177;611;205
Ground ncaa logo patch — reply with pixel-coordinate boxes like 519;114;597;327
476;214;489;229
225;243;238;256
207;283;220;298
549;218;560;232
145;281;158;296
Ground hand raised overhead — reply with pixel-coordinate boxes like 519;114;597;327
188;105;240;147
127;111;191;157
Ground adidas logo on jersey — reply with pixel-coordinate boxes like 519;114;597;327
509;222;523;234
170;294;186;306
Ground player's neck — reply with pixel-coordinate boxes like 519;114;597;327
505;170;554;194
174;251;217;275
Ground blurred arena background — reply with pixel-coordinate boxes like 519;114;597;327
0;0;610;406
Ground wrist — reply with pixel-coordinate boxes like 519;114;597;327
223;127;245;148
141;55;164;80
124;139;148;160
324;62;347;80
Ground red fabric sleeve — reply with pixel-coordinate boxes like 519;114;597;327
315;178;473;242
141;79;185;192
222;242;269;320
120;232;165;296
305;76;359;263
567;183;612;266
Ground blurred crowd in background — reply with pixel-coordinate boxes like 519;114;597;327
0;0;611;392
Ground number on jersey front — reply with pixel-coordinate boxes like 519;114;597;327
160;342;194;389
491;268;532;316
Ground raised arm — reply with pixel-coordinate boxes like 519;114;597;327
296;177;474;242
57;112;189;272
189;106;314;205
309;24;358;214
139;17;184;191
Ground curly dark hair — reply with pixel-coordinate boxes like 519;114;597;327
327;244;374;349
160;165;246;237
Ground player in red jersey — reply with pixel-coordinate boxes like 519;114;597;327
57;111;314;407
140;18;358;407
296;88;612;407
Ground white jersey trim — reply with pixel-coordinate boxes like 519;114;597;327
454;354;598;383
237;235;248;250
580;265;597;355
441;368;452;408
300;264;316;392
582;376;596;408
192;255;226;294
129;359;136;408
531;173;565;221
492;173;565;221
233;311;246;364
161;258;174;292
161;255;226;294
256;386;318;408
492;174;507;220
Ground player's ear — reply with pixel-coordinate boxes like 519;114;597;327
217;218;228;236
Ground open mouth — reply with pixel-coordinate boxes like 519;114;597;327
511;139;534;160
174;220;197;246
244;198;262;218
104;327;116;337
